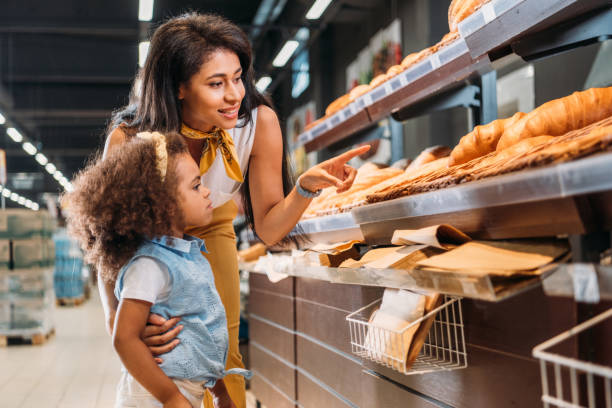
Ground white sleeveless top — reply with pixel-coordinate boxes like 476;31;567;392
201;107;258;208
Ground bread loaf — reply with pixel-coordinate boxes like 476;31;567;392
325;94;351;116
349;84;371;102
448;0;490;31
449;112;526;166
370;74;388;89
496;87;612;151
386;64;404;78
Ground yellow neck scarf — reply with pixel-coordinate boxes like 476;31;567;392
180;123;243;182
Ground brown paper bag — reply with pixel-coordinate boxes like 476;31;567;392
391;224;471;250
307;240;362;267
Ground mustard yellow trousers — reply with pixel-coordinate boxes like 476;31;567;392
186;200;245;408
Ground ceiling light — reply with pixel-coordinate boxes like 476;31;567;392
53;172;62;181
7;128;23;143
35;153;48;166
255;76;272;92
0;112;5;125
306;0;333;20
22;142;37;155
2;189;10;197
138;0;154;21
45;163;56;174
32;203;39;211
65;184;74;193
139;41;150;68
18;197;25;205
25;199;32;206
10;193;18;201
272;40;299;67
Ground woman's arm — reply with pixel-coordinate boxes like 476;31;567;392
249;106;369;245
113;298;190;407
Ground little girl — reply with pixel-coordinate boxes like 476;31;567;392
65;132;250;408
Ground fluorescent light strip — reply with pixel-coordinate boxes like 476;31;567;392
7;128;23;143
4;116;70;193
22;142;37;155
138;0;154;21
272;40;299;67
306;0;333;20
255;76;272;92
139;41;150;68
35;153;48;166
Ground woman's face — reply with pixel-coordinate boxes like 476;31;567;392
179;49;245;131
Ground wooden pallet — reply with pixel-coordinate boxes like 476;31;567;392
0;327;55;347
56;296;85;307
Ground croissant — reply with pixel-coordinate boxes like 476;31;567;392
448;0;491;31
449;112;526;166
406;145;451;171
497;87;612;151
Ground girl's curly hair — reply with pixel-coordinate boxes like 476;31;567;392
65;132;189;283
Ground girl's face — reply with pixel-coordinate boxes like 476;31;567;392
179;49;245;131
175;153;213;229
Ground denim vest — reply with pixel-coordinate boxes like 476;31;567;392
115;235;251;386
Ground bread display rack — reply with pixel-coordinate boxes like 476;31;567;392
296;0;611;155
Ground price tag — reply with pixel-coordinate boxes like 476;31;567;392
570;263;600;303
430;53;442;69
481;2;496;24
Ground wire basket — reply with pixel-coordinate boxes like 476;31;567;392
346;295;467;375
533;308;612;408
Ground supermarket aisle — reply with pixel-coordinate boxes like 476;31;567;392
0;291;121;408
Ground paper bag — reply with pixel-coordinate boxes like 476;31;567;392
391;224;471;250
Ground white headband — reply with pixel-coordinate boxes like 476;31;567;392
136;131;168;181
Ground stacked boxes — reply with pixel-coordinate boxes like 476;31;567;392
53;228;86;300
0;209;56;336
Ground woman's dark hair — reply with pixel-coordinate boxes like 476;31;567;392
108;12;301;245
65;133;189;283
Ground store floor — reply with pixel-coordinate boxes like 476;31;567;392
0;293;121;408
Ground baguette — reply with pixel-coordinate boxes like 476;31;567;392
496;87;612;151
449;112;526;166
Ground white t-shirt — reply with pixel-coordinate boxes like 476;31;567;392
119;256;171;303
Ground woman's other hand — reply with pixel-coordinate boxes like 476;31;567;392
298;145;370;194
141;314;183;363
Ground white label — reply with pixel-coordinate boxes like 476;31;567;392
482;3;496;24
430;54;441;69
570;263;600;303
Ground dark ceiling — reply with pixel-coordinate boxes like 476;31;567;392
1;0;366;206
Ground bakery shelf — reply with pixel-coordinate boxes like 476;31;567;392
297;38;492;154
297;212;363;244
458;0;608;59
346;295;467;375
240;256;565;302
366;40;490;124
542;264;612;302
352;152;612;244
533;307;612;408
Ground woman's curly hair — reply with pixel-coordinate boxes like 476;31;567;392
65;132;189;283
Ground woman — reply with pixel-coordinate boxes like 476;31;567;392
102;12;367;408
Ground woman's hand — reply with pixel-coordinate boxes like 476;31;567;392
162;392;191;408
298;145;370;194
141;314;183;363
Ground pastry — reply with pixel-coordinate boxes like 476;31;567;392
449;112;526;166
349;84;371;101
370;73;388;89
406;145;451;172
325;93;351;116
496;87;612;151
